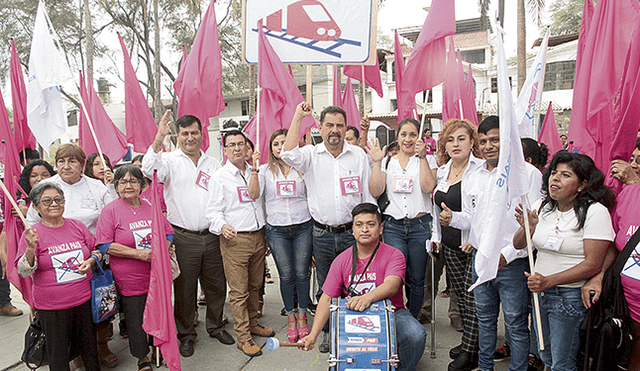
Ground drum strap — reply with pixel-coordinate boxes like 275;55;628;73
346;242;380;297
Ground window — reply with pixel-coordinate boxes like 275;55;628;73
241;99;250;116
543;61;576;91
491;76;512;93
460;49;485;64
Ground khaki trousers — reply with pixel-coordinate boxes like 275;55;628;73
220;229;266;342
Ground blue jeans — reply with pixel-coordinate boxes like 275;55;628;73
383;214;432;318
396;308;427;371
533;286;587;371
0;262;11;307
312;223;355;332
266;220;313;315
473;257;530;371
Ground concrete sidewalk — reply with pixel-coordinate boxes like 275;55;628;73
1;256;513;370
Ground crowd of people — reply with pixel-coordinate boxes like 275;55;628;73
1;104;640;371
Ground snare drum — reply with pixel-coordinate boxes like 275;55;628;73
329;298;399;371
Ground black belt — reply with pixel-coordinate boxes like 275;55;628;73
171;224;210;236
313;220;353;234
237;228;265;235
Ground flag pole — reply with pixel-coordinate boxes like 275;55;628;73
256;80;261;155
306;65;313;106
0;179;29;227
419;93;429;137
361;65;367;115
533;27;550;140
522;194;545;351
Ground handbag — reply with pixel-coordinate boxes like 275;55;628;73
21;317;48;370
91;263;119;323
377;157;392;213
579;227;640;371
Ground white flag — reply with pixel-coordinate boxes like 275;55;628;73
470;16;531;291
514;28;550;139
26;1;73;151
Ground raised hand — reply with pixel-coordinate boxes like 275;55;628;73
295;102;312;119
415;138;426;157
514;203;538;231
366;138;386;163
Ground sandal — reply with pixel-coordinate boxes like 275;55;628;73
287;319;299;342
138;361;152;371
297;315;310;338
98;351;118;368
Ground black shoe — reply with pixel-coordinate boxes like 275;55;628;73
179;339;194;357
494;343;510;361
319;331;330;353
308;302;317;316
449;344;463;359
280;307;287;316
210;330;235;345
417;312;431;324
119;320;128;339
448;351;478;371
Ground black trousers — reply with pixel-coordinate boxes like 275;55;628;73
39;300;100;371
121;294;152;359
173;228;227;342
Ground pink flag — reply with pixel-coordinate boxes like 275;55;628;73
244;23;318;164
400;0;455;117
119;34;157;153
538;102;563;161
78;72;129;163
568;0;640;171
343;55;384;98
0;88;34;309
10;40;37;154
462;64;478;126
395;31;416;123
143;172;181;371
342;78;361;132
333;66;342;106
173;0;225;151
442;37;462;123
605;16;640;193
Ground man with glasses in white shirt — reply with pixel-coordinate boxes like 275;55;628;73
142;112;232;358
281;102;376;352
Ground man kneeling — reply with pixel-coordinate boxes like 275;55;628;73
301;203;427;371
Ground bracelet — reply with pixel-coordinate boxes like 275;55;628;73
91;254;99;264
252;168;260;173
418;155;426;159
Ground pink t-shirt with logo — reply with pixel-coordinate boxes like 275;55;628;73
323;242;406;309
612;184;640;323
425;137;437;155
96;198;174;296
140;182;167;213
17;219;95;310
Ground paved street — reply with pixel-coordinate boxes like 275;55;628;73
1;256;513;371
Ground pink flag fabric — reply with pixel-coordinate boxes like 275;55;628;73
442;37;462;124
119;34;157;153
244;23;318;164
343;55;384;98
400;0;455;118
173;0;225;151
342;78;362;132
10;40;37;154
333;66;342;106
143;172;181;371
0;88;34;308
605;16;640;193
78;72;129;163
463;65;478;126
395;31;416;123
568;0;640;172
538;102;563;161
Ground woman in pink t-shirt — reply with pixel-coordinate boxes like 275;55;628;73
17;182;101;371
95;165;174;371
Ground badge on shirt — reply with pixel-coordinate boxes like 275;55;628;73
132;228;152;250
196;171;211;191
392;175;413;193
542;235;564;252
435;182;450;194
276;180;296;197
51;250;85;283
237;186;254;203
340;176;362;195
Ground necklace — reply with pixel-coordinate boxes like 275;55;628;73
123;198;141;214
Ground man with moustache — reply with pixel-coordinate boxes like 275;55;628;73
281;102;375;352
142;112;232;357
206;130;274;357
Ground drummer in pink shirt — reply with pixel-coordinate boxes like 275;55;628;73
17;182;101;371
95;165;174;371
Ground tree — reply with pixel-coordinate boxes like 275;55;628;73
546;0;583;35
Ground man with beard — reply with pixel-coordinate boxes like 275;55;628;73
281;102;375;352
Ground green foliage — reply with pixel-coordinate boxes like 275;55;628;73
546;0;583;36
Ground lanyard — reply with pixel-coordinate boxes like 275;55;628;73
346;242;380;297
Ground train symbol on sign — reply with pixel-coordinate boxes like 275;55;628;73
262;0;341;41
347;316;380;332
254;0;361;58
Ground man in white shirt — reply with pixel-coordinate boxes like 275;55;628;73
281;103;376;352
206;130;274;357
441;116;543;371
142;113;231;358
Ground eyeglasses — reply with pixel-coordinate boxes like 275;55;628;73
118;179;141;187
225;141;246;148
630;157;640;166
39;197;65;207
